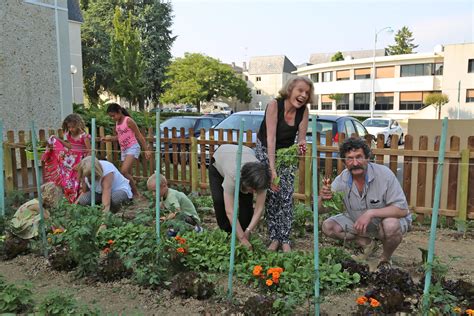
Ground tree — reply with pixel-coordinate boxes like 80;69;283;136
331;51;344;62
424;93;449;119
161;53;251;112
328;93;343;102
81;0;175;106
386;26;418;55
109;7;146;107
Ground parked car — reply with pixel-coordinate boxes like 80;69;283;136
158;116;223;163
362;118;404;147
306;115;374;170
198;110;265;164
203;113;229;120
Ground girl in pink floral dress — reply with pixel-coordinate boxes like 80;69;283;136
42;114;91;202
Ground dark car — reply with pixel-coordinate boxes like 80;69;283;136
306;115;371;145
158;116;223;163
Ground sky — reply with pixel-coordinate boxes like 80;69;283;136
169;0;473;66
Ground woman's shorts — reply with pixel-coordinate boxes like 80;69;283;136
121;143;141;161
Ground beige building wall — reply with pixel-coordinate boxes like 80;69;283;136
0;0;73;136
69;20;84;104
407;119;474;211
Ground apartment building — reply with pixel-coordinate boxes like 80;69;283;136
294;43;474;119
244;55;297;110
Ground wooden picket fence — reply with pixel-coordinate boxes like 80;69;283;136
2;127;474;221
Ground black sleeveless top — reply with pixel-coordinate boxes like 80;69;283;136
257;98;306;150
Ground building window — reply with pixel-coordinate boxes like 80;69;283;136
468;59;474;73
310;73;319;83
375;93;394;110
244;75;248;81
321;71;332;82
400;91;424;110
256;76;261;81
310;95;319;110
336;94;349;110
321;103;332;110
354;93;370;110
400;63;442;77
354;68;371;80
256;90;261;95
467;89;474;103
434;63;444;75
336;70;350;81
376;66;395;78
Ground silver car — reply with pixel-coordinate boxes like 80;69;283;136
362;118;404;147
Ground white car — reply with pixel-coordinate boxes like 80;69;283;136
362;118;404;147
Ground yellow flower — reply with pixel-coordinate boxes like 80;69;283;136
266;279;273;286
356;296;368;305
466;309;474;316
53;228;64;235
452;307;462;314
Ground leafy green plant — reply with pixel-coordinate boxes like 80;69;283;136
322;191;345;215
293;203;312;237
0;281;34;313
422;282;459;315
190;195;213;209
38;292;80;315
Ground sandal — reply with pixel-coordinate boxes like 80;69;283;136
376;259;392;270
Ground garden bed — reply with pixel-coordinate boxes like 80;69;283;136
1;197;473;315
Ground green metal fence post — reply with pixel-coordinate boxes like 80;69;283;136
0;120;4;217
155;110;161;244
311;115;320;315
91;118;96;207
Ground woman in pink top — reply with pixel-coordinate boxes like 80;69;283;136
106;103;150;197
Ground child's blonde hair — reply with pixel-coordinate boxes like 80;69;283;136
147;173;166;190
62;113;86;133
76;156;103;181
41;182;63;208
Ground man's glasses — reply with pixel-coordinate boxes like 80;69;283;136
344;156;367;164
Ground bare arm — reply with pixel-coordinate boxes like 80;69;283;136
297;107;309;144
127;119;149;152
246;189;267;231
55;137;72;149
265;100;278;184
83;136;91;156
100;173;114;212
354;205;409;235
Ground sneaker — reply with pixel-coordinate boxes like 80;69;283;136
351;240;378;261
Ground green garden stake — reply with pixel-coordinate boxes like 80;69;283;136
155;110;161;244
311;115;321;316
31;121;48;257
422;117;448;314
227;118;245;300
91;118;96;207
0;120;4;217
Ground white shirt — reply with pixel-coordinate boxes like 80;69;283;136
86;160;133;199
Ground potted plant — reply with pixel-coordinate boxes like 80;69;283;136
25;139;47;160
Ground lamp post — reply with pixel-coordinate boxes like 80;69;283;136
70;65;77;104
370;27;393;118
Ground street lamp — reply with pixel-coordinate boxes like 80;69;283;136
370;26;394;118
70;65;77;104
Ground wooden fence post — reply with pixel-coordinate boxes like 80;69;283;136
4;132;14;193
403;135;413;206
467;136;474;216
190;137;199;193
416;136;428;222
389;134;399;175
457;149;469;224
447;136;460;212
105;136;113;162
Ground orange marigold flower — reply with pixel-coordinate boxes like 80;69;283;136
103;247;111;254
266;279;273;286
107;239;114;245
177;247;186;254
175;236;186;244
272;271;281;279
272;276;279;284
252;265;263;277
466;309;474;316
53;228;64;235
356;296;368;305
452;307;462;314
369;298;380;308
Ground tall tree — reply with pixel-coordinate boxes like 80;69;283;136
331;51;344;62
386;26;418;55
110;7;146;107
161;53;251;112
424;93;449;119
81;0;175;106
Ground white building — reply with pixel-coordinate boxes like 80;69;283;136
295;43;474;120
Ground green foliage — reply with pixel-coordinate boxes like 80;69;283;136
190;195;214;208
161;53;251;112
423;282;459;315
81;0;175;105
331;51;344;62
322;191;345;215
328;93;343;102
0;281;33;314
275;144;299;170
386;26;418;55
293;203;313;238
38;291;100;315
423;93;449;119
110;7;147;107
